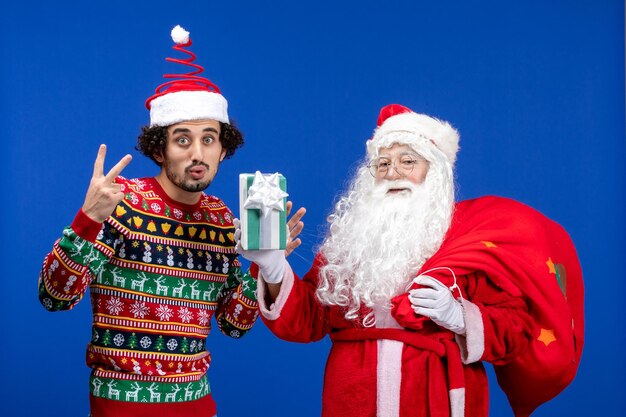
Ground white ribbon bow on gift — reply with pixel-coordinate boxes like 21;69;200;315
243;171;289;217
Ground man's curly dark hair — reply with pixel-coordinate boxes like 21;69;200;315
136;120;244;166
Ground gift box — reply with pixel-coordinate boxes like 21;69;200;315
239;171;288;250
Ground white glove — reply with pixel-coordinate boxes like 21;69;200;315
233;219;286;284
408;275;466;335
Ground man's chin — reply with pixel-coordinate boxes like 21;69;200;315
179;179;212;192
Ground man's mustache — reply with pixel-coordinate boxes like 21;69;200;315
185;162;211;172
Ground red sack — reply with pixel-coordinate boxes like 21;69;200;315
392;196;584;417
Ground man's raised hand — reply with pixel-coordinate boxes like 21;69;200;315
285;201;306;257
82;144;132;223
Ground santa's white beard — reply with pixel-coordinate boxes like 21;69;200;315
316;165;454;326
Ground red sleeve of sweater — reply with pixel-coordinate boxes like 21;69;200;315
261;254;331;343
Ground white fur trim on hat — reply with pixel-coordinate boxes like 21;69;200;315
149;90;229;127
368;112;460;164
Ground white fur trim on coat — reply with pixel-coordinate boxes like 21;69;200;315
149;90;229;127
374;307;404;417
257;263;295;320
454;298;484;364
449;387;466;417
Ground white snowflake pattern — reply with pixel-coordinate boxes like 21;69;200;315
150;203;162;213
132;178;146;190
113;333;125;346
223;212;232;223
178;307;193;323
130;301;150;318
42;298;53;310
173;208;183;219
193;211;202;220
210;213;218;223
197;310;210;326
106;297;124;315
140;336;152;349
155;304;174;321
129;192;139;205
167;339;178;351
230;330;241;338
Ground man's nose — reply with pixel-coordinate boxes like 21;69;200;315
189;141;203;161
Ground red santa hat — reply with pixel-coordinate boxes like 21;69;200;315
146;25;229;127
367;104;460;165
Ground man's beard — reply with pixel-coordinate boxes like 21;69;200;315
316;162;454;326
164;161;213;192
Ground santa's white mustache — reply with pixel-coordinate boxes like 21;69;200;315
371;180;419;197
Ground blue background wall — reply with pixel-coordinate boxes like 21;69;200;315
1;1;623;416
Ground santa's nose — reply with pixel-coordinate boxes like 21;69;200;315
384;165;403;179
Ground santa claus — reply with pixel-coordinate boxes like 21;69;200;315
236;104;583;417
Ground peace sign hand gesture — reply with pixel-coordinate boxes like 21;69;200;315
81;144;132;223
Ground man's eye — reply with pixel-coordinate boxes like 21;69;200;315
177;137;189;145
203;137;214;144
378;161;391;169
401;159;417;167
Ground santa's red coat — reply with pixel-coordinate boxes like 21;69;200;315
258;196;583;417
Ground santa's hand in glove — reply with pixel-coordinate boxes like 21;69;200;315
408;275;466;335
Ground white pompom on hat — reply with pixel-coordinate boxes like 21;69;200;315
146;25;229;127
367;104;460;165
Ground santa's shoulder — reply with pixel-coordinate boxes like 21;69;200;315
456;195;533;213
452;195;565;236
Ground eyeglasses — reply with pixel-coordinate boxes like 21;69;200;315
367;154;426;177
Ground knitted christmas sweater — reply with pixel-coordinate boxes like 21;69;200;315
38;176;258;412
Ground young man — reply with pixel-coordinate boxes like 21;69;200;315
39;26;258;417
237;104;583;417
